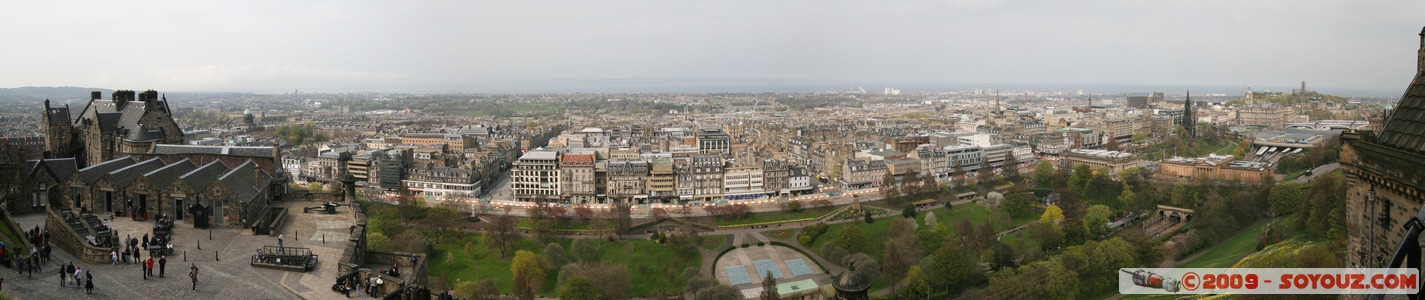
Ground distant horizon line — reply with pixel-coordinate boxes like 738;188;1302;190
1;79;1406;98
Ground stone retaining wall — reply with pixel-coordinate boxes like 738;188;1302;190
44;207;111;264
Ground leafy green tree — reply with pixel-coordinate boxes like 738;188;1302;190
834;225;867;254
543;243;569;268
1084;205;1114;235
1117;186;1139;211
571;239;599;263
785;200;802;212
1002;190;1034;218
924;211;938;227
511;250;546;300
1268;182;1305;216
895;265;930;299
1040;204;1065;224
558;276;597;300
367;232;394;251
454;280;481;300
1033;161;1055;186
922;242;981;294
1068;164;1093;195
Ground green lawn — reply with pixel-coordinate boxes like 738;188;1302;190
700;235;729;251
428;233;698;297
998;229;1040;255
703;206;841;227
1178;222;1266;268
0;219;22;248
763;229;796;242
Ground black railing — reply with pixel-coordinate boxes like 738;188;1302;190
1370;207;1425;300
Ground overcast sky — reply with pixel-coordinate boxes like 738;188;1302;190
3;0;1423;94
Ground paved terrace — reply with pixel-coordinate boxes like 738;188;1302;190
0;200;358;300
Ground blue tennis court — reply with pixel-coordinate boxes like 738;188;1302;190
724;265;752;285
752;259;784;279
785;259;812;277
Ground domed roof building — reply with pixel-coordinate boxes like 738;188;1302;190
832;263;870;300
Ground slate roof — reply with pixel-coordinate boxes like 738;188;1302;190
1378;69;1425;153
26;158;78;182
47;107;70;123
150;145;275;158
77;157;137;184
109;157;167;186
142;160;197;190
77;100;148;133
218;161;261;203
179;161;229;191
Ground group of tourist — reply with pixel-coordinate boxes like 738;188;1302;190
4;226;54;281
58;261;96;294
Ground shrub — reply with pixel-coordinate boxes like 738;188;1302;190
756;242;765;247
741;243;750;248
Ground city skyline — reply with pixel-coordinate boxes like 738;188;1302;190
2;1;1421;95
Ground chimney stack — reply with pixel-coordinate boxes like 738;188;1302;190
90;91;101;101
1418;26;1424;74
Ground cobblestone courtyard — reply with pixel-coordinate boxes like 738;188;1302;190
0;200;358;300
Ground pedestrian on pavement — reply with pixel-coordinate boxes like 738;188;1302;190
277;234;284;254
145;257;154;278
111;250;118;265
142;234;149;248
73;267;82;290
84;271;94;294
159;256;167;278
26;257;33;278
61;262;71;285
141;256;148;280
132;245;140;263
14;258;22;277
189;264;198;291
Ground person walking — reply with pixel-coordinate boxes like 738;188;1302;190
189;264;198;291
84;271;94;294
141;256;148;280
72;267;82;290
14;258;22;278
25;257;32;278
159;256;167;278
277;234;284;254
144;257;154;278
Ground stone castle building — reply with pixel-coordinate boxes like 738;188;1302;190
43;90;184;167
1343;27;1425;273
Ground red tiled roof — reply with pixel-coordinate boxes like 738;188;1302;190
560;153;595;166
